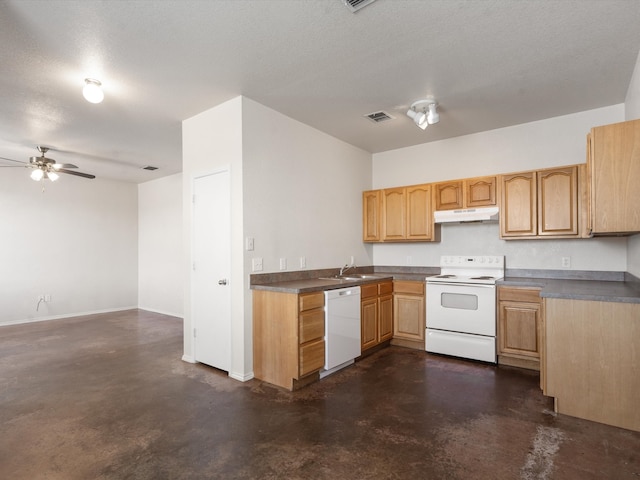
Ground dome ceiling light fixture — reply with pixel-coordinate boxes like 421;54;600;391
82;78;104;104
407;98;439;130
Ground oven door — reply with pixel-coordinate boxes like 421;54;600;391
425;282;496;336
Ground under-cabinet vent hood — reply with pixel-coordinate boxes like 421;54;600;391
434;206;499;224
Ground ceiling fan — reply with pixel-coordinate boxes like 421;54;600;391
0;146;96;181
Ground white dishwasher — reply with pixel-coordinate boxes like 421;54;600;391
320;286;361;378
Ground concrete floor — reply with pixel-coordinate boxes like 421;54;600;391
1;310;638;479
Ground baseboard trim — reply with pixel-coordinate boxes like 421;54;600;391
1;306;139;327
137;306;183;319
229;371;254;382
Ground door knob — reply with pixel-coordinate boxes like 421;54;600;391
218;279;228;285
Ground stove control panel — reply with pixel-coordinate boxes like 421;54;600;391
440;255;504;268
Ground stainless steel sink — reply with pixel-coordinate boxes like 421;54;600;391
318;274;385;281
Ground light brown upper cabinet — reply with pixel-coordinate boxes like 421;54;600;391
465;176;497;207
362;184;437;242
435;176;497;210
434;181;463;210
588;118;640;235
382;187;407;241
362;190;381;242
500;166;581;239
537;166;579;236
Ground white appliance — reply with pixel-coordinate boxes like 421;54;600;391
425;255;504;363
321;286;361;378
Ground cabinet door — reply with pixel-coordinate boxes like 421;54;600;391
362;190;381;242
589;119;640;234
537;166;578;236
393;294;425;341
465;176;497;207
498;300;541;359
382;187;406;240
435;181;463;210
378;294;394;342
406;184;433;240
500;172;537;237
361;297;378;350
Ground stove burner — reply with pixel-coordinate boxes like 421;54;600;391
470;276;495;280
435;274;456;278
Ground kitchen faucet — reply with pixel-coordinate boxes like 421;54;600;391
339;263;356;276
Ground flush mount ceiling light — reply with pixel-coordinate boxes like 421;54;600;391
407;99;439;130
82;78;104;104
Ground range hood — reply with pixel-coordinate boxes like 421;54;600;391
434;206;499;224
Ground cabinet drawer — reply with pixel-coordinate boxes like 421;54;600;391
498;287;541;303
378;281;393;295
299;339;325;377
361;283;378;299
299;292;324;312
299;309;325;344
394;280;425;295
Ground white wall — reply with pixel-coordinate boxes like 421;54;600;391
625;49;640;277
182;96;245;377
242;98;373;273
138;173;183;317
372;105;629;271
0;169;138;325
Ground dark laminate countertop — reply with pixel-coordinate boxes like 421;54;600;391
251;266;640;303
499;276;640;304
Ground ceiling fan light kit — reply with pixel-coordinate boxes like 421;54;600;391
0;145;95;184
82;78;104;104
407;98;439;130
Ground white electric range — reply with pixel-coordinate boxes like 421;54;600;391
425;255;504;363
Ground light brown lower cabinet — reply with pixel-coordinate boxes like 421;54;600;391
497;286;543;373
544;298;640;432
391;280;425;350
361;281;393;351
253;290;325;390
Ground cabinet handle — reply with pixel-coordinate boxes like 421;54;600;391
218;279;228;285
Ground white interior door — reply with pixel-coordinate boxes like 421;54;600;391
192;170;231;372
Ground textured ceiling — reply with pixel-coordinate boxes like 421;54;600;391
1;0;639;183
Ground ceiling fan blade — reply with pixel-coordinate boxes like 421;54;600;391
52;163;78;169
57;168;96;179
0;156;28;165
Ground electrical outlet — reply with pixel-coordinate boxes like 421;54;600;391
245;237;255;251
252;257;263;272
350;255;355;265
561;256;571;268
279;258;287;270
44;294;51;302
299;256;306;268
406;256;412;265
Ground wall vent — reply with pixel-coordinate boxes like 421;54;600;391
142;165;158;171
343;0;377;13
364;111;394;123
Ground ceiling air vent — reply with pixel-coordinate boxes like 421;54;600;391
364;111;394;124
343;0;377;13
142;165;158;171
